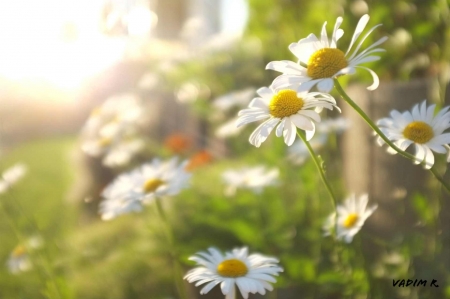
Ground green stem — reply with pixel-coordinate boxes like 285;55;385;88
296;130;338;240
334;79;450;194
154;198;189;299
296;131;337;210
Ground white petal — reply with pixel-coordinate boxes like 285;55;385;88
256;86;274;99
290;114;314;131
354;66;379;90
248;98;268;109
414;144;426;165
423;146;435;169
200;280;221;294
317;78;334;92
320;21;329;47
271;74;309;90
296;79;323;92
331;17;343;48
346;14;370;56
265;60;305;74
289;33;322;63
276;118;286;137
221;279;234;295
249;118;279;147
347;24;384;61
283;118;297;146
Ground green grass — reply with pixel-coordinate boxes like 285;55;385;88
0;136;78;298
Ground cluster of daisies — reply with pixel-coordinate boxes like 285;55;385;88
81;93;147;168
82;13;450;299
236;14;450;170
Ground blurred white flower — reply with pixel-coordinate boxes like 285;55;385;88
137;72;160;90
99;157;191;220
323;194;377;243
215;117;244;139
6;237;42;275
175;81;210;104
0;163;27;194
201;32;241;53
102;138;145;168
316;117;350;134
6;245;31;274
212;88;255;112
184;247;283;299
287;133;328;165
81;93;146;168
99;195;144;221
83;94;143;134
176;82;200;104
222;166;279;196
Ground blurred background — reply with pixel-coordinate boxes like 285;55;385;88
1;0;450;298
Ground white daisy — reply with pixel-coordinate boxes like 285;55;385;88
266;14;387;93
376;100;450;169
222;166;279;196
99;157;191;220
323;194;377;243
184;247;283;299
237;86;339;147
0;163;27;194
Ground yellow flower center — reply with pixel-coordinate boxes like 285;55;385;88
307;48;348;79
269;90;304;118
343;213;359;228
143;178;165;193
98;137;112;147
217;259;248;277
402;121;434;144
12;245;26;257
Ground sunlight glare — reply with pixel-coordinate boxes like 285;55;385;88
0;0;126;90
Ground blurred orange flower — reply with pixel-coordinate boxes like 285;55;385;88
164;133;191;154
185;150;213;171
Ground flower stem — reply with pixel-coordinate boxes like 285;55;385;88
296;130;338;236
334;79;450;193
154;198;189;299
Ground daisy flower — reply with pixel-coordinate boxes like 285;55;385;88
376;100;450;169
222;166;279;196
184;247;283;299
266;14;387;93
99;157;191;220
323;194;377;243
237;86;339;147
